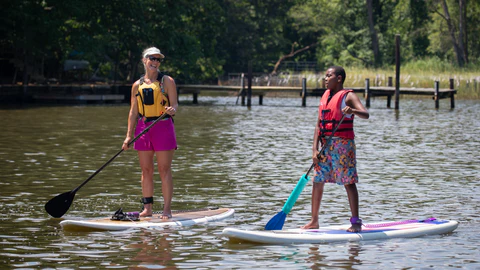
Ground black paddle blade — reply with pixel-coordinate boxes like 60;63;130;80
264;211;286;230
45;191;76;218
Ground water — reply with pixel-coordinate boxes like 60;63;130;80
0;96;478;269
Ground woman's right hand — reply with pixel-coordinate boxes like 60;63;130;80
312;151;320;163
313;151;326;163
122;137;131;150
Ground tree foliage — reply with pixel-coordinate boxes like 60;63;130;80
0;0;478;85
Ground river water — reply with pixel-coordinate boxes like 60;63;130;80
0;95;478;269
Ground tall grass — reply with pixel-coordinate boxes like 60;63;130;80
345;61;480;99
346;58;480;99
223;58;480;99
301;58;480;99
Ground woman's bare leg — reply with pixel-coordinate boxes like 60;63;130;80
156;150;175;219
138;150;155;217
301;182;325;229
345;183;361;232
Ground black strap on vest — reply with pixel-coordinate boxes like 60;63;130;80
139;72;165;85
319;109;353;137
138;114;171;122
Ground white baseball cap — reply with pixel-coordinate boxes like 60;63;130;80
143;47;165;59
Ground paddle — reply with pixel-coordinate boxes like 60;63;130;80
44;113;170;218
264;114;347;230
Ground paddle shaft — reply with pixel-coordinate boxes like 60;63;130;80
72;113;169;193
280;114;347;214
281;174;309;214
305;114;346;176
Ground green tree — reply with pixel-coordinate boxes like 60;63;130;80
428;0;480;66
1;0;478;85
216;0;299;74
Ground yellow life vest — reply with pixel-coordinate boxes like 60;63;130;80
136;76;169;119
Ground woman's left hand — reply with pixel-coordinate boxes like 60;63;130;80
342;106;354;115
166;106;176;116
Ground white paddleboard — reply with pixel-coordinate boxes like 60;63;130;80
223;218;458;244
61;207;234;231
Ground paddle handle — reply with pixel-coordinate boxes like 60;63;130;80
72;113;169;193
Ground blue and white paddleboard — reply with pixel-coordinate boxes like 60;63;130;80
223;218;458;244
61;207;234;231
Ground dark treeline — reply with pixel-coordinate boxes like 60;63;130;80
1;0;478;85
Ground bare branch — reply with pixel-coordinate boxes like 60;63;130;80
346;49;372;66
270;42;319;76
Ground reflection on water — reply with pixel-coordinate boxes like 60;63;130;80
0;96;479;269
127;230;175;269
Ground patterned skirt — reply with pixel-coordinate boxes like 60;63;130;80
313;137;358;185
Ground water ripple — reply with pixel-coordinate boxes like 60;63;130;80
0;98;478;269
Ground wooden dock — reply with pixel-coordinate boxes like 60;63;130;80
0;84;127;104
1;78;457;109
177;78;457;109
32;94;125;104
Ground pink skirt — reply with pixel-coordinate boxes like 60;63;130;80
134;118;177;151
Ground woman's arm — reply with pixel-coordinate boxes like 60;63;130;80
344;92;370;119
164;75;178;115
123;81;140;149
312;118;321;162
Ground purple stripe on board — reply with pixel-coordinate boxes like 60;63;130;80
363;217;437;228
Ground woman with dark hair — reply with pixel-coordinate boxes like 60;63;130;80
302;66;369;232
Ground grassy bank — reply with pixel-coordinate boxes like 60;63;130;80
344;66;480;99
274;59;475;99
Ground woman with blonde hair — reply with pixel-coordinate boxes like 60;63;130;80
122;47;178;219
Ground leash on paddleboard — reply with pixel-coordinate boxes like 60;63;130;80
44;112;170;218
264;114;347;230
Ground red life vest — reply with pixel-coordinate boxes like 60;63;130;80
318;89;355;139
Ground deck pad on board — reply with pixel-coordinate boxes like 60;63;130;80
61;207;234;231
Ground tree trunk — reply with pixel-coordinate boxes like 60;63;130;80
459;0;468;64
440;0;465;67
113;50;119;85
23;50;29;86
366;0;381;67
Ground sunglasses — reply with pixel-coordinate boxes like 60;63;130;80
147;56;163;62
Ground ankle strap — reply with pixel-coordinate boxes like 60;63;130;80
141;197;153;204
350;217;362;225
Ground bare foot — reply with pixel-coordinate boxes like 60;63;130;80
139;204;153;217
161;213;172;220
139;209;152;217
347;223;362;233
301;220;319;229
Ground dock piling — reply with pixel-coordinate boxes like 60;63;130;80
395;34;401;110
247;61;252;107
387;76;392;108
449;78;455;109
302;78;307;107
365;78;370;108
